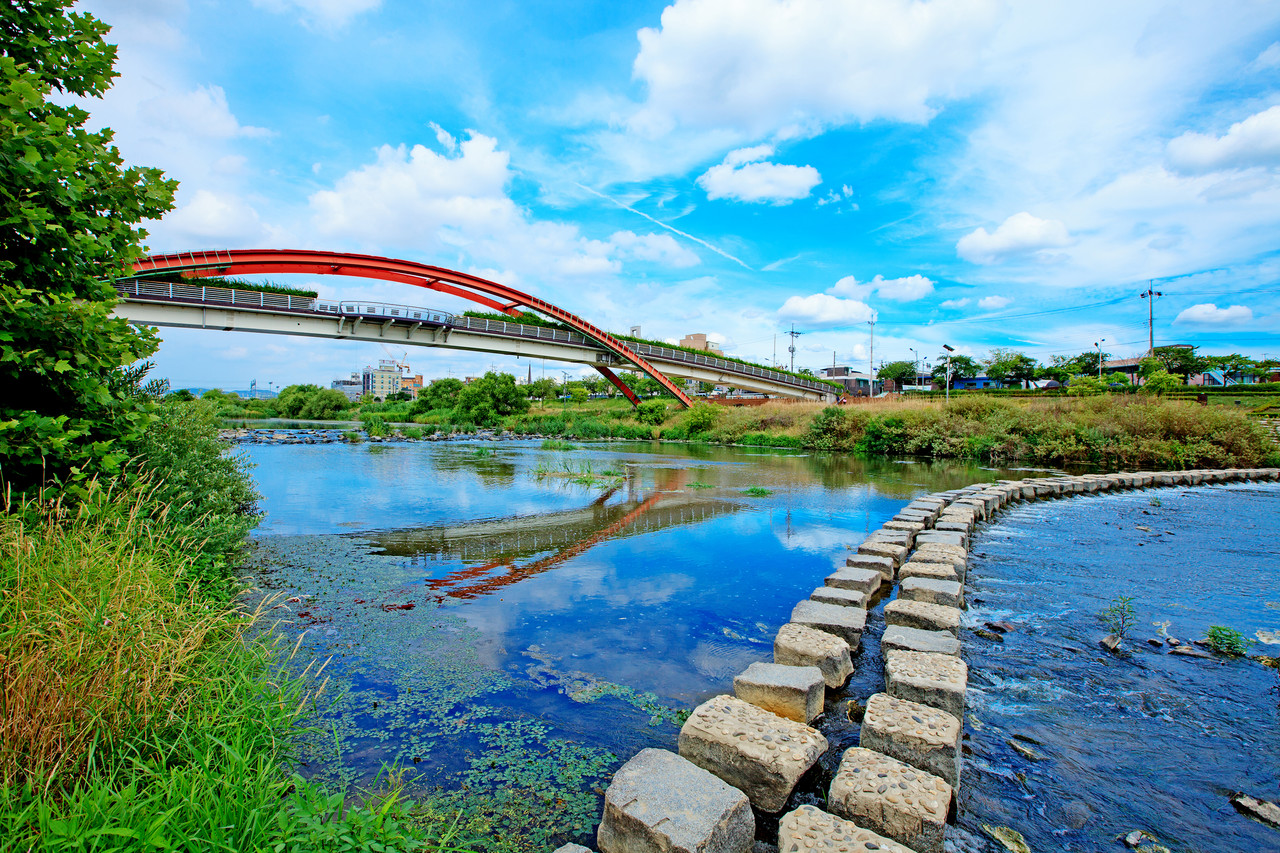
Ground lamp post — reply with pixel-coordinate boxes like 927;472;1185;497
1095;339;1105;379
943;344;955;402
909;347;919;390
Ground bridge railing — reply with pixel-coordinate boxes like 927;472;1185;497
115;281;831;394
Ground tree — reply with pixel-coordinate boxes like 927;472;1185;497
984;349;1039;388
1204;353;1252;385
1149;345;1208;382
455;372;530;426
527;377;557;402
1;1;177;494
567;383;589;404
877;361;918;385
930;355;980;387
275;384;349;420
1141;370;1181;395
419;377;464;411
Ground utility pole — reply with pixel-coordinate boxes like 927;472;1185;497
1096;338;1106;378
943;344;954;402
786;324;803;372
1141;281;1163;356
867;320;875;396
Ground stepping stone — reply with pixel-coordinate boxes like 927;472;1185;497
810;586;868;609
791;600;866;648
885;649;968;721
860;693;962;789
598;748;754;853
846;554;894;581
734;662;825;723
937;506;978;523
898;561;958;583
867;529;912;547
858;541;908;568
911;543;966;572
933;520;971;534
882;520;924;536
882;625;960;657
679;695;828;813
777;805;915;853
900;577;964;609
828;747;951;853
915;530;966;548
825;566;882;595
884;599;961;637
774;623;853;689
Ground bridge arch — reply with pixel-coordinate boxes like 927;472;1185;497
128;249;693;407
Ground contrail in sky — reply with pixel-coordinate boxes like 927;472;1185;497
575;183;753;271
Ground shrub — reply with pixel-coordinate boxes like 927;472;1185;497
682;402;719;433
636;400;669;425
1101;595;1137;639
1204;625;1249;656
360;413;390;437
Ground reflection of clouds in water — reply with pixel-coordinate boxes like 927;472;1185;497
688;638;759;681
1257;629;1280;644
773;524;856;554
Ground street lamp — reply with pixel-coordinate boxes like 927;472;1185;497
1095;339;1105;379
943;344;955;402
908;347;919;390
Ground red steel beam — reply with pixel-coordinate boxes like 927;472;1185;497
594;365;641;406
131;249;693;408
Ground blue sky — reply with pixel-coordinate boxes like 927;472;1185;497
82;0;1280;390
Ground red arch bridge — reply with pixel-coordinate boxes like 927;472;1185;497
111;249;837;406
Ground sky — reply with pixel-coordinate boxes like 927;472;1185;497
79;0;1280;391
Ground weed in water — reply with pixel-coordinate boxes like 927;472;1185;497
742;486;773;497
1101;595;1137;640
1149;497;1162;507
687;482;714;490
473;447;494;458
1205;625;1250;656
540;439;578;451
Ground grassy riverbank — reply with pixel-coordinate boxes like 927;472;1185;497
0;401;481;852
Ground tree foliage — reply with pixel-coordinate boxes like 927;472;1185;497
526;377;557;401
877;360;918;384
455;372;530;426
984;348;1039;387
1149;345;1207;380
930;354;980;386
1140;370;1181;395
0;1;177;494
275;384;350;420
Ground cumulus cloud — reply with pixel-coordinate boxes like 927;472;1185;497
1173;303;1253;325
163;189;271;246
697;146;821;203
956;212;1071;264
777;293;876;327
138;85;271;140
253;0;381;29
940;298;971;309
827;274;934;302
1166;105;1280;173
609;230;700;267
631;0;1001;136
978;295;1012;309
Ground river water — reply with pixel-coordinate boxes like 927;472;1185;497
243;439;1280;851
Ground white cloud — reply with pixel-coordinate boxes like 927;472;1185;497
1254;42;1280;70
956;212;1071;264
940;298;971;309
978;295;1012;309
777;293;876;327
138;85;271;140
697;146;821;204
253;0;381;29
1172;303;1253;325
827;274;934;302
163;189;272;246
631;0;1002;136
609;230;700;267
1166;105;1280;174
816;184;856;209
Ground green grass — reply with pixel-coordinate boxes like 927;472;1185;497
742;486;773;497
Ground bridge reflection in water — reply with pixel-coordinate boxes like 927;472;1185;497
361;469;744;601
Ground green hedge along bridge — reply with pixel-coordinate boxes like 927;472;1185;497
111;249;838;405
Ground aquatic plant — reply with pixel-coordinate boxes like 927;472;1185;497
473;447;493;458
1101;595;1137;640
1205;625;1250;656
743;486;773;497
361;413;391;438
687;481;714;489
540;439;578;450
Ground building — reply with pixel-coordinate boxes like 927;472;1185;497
400;374;424;397
820;366;877;396
331;372;363;401
679;333;722;355
952;376;1002;390
362;360;407;400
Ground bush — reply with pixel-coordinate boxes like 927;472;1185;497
455;372;529;427
276;384;350;420
682;402;719;433
1101;595;1137;640
1204;625;1249;656
360;413;390;437
636;399;669;425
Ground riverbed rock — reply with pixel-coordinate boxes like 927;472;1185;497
983;824;1030;853
900;577;964;609
1100;633;1122;652
555;845;593;853
733;662;825;723
882;625;961;657
884;649;968;720
791;600;866;648
825;566;882;595
810;586;868;609
679;695;827;813
773;623;853;688
1230;792;1280;828
828;747;951;853
860;693;962;789
884;599;961;637
777;805;916;853
1169;645;1213;659
597;748;754;853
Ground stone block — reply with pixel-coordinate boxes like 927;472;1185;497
844;553;894;581
860;693;962;789
903;503;941;523
598;748;754;853
774;623;852;689
857;541;908;568
555;845;593;853
734;662;825;723
938;505;978;523
932;520;971;535
911;543;966;566
884;649;968;721
679;696;827;813
882;625;960;657
790;600;865;648
900;577;964;609
882;519;925;536
884;599;961;636
914;530;966;549
810;586;867;609
825;566;882;595
898;560;958;583
867;529;912;546
828;747;951;853
777;805;916;853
